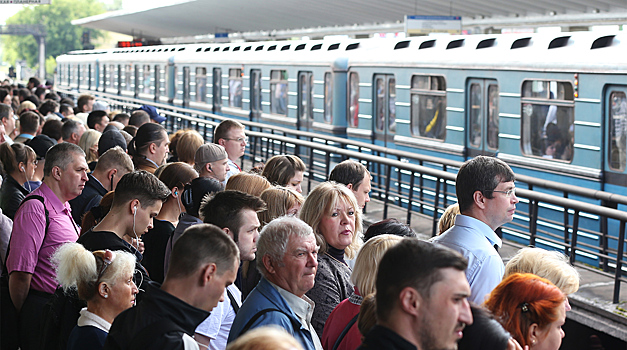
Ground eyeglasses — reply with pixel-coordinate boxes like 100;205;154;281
487;188;516;197
224;137;249;143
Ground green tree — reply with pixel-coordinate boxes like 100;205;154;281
2;0;105;76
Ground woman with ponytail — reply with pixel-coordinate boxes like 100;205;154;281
127;123;169;173
0;142;36;219
52;242;137;350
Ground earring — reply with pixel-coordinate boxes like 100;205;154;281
104;294;108;298
531;340;536;346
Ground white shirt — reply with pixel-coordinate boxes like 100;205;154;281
195;284;241;350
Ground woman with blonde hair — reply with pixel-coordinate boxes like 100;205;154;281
261;154;307;193
258;186;304;227
484;273;566;350
52;242;138;350
300;181;363;336
226;326;304;350
322;234;403;350
225;171;272;197
79;129;102;168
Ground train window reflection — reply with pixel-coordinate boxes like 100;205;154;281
469;83;482;147
521;80;574;161
609;91;627;171
213;68;222;112
410;75;447;140
487;84;499;149
270;70;288;116
124;64;132;91
195;68;207;103
375;77;385;132
389;78;396;133
250;69;262;115
324;72;332;123
229;68;243;108
142;65;151;95
348;72;359;127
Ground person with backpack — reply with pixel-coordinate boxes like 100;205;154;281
5;143;88;350
52;243;138;350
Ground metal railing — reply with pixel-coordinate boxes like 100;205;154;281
58;88;627;302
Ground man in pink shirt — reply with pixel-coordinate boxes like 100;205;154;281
6;142;89;350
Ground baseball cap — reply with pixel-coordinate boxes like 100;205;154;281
195;143;227;164
138;105;166;124
92;101;110;112
98;129;127;156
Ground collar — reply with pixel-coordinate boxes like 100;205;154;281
77;308;111;333
455;214;502;248
37;182;70;214
88;173;106;191
143;156;160;169
17;133;34;140
268;280;315;326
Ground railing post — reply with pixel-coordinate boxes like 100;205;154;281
613;220;626;304
432;177;442;237
407;170;415;225
569;211;580;265
529;200;539;247
383;164;392;219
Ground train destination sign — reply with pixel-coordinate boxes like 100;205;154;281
405;15;462;35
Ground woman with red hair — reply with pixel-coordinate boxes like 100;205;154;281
484;273;566;350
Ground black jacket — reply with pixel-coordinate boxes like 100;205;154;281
69;173;107;225
357;325;418;350
103;282;210;350
0;174;30;220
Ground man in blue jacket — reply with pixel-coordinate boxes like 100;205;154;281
228;216;322;350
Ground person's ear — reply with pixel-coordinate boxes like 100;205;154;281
149;142;158;154
262;254;276;274
130;199;140;215
107;168;118;179
218;138;226;147
528;323;541;347
200;263;217;286
205;163;212;173
98;282;110;299
172;187;179;198
52;166;62;181
346;183;354;190
398;286;421;317
222;227;234;240
473;190;487;210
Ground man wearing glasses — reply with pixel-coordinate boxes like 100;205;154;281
432;155;518;304
214;119;247;185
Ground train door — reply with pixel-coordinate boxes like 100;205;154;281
372;74;396;147
213;68;222;113
466;79;499;157
297;71;313;131
250;69;262;121
604;86;627;191
182;66;190;108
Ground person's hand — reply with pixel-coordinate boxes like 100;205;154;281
132;238;145;254
507;337;527;350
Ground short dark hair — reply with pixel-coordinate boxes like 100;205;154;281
261;155;306;187
28;77;40;87
112;113;130;124
129;110;150;127
0;104;12;121
376;239;467;322
213;119;244;143
43;142;85;176
363;218;417;242
167;223;239;279
60;97;74;108
200;190;265;242
456;156;515;212
18;88;31;100
87;110;108;130
128;123;166;157
61;119;81;140
60;104;73;115
19;111;40;134
41;119;63;141
328;159;369;190
44;92;60;102
25;95;40;107
77;94;94;112
112;171;171;209
458;304;510;350
39;100;59;116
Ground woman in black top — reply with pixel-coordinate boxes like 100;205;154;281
0;143;36;219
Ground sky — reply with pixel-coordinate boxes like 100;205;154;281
0;4;25;24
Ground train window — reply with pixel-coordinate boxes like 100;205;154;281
375;77;385;131
109;64;115;91
250;69;262;116
299;71;314;123
521;80;574;161
196;67;207;102
410;75;447;140
270;70;288;116
609;91;627;171
213;68;222;112
348;72;359;127
229;68;243;108
487;84;500;149
389;78;396;133
142;65;151;94
124;64;132;91
155;65;161;100
469;83;482;147
324;72;332;123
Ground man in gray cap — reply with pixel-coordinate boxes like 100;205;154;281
194;143;230;183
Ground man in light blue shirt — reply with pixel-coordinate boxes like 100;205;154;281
433;156;518;304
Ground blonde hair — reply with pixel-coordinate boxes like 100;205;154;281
300;181;363;259
52;242;136;301
79;129;102;163
176;130;204;165
438;203;460;235
226;172;272;197
17;101;36;116
258;186;304;227
505;247;580;295
226;326;304;350
352;234;403;296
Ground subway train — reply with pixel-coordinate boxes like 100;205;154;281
56;31;627;198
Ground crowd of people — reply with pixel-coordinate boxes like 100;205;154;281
0;77;583;350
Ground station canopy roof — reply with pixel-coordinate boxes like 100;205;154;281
73;0;627;41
